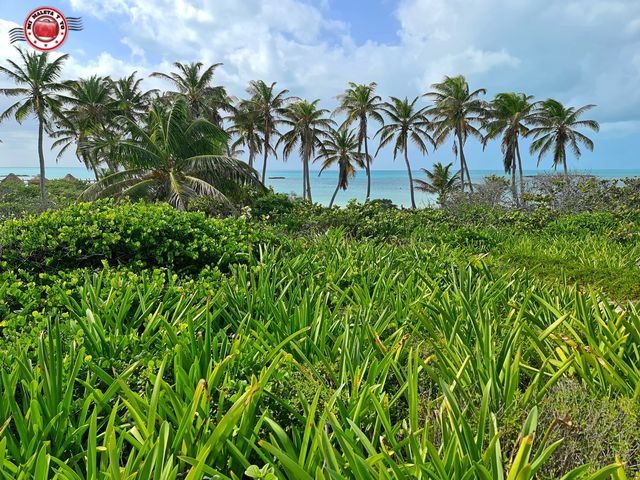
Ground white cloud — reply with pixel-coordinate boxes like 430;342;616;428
2;0;640;168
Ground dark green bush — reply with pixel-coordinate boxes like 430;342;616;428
252;191;296;218
0;200;271;274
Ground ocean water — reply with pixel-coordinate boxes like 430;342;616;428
2;167;639;208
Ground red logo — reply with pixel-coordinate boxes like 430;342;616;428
24;7;68;51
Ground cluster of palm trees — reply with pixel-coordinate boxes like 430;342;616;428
0;47;599;209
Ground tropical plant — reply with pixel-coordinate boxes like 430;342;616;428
376;96;434;209
279;99;334;202
228;99;264;169
247;80;291;183
426;75;487;192
112;71;157;122
151;61;231;125
484;92;536;204
0;48;68;205
80;97;262;209
52;75;116;178
414;161;462;207
528;99;600;177
317;128;367;207
335;82;384;201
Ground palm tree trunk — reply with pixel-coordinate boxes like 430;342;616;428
563;158;568;179
363;119;371;202
261;130;269;184
457;130;473;193
329;182;340;208
516;142;525;206
306;156;313;203
511;164;518;207
37;115;47;206
248;149;255;170
403;147;416;209
302;157;307;200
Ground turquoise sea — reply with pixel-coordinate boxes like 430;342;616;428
2;167;639;208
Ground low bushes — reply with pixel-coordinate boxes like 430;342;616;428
0;200;272;274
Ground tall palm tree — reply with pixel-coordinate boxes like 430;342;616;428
53;75;116;178
426;75;487;192
151;62;231;125
375;97;434;209
317;128;367;208
227;99;263;170
414;162;462;207
335;82;384;201
484;92;535;204
247;80;291;183
112;72;157;122
81;97;262;209
528;99;599;178
279;99;334;202
0;48;68;205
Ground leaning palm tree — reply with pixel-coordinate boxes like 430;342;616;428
81;97;262;210
53;75;116;178
484;92;535;204
335;82;384;201
414;162;462;207
279;99;334;202
528;99;600;178
375;97;434;209
247;80;291;183
317;128;367;207
151;62;231;125
425;75;487;192
0;48;68;205
227;99;264;169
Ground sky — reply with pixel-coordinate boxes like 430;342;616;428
0;0;639;172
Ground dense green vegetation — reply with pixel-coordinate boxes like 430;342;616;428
0;197;639;478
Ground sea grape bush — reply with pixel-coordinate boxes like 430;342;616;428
0;200;273;274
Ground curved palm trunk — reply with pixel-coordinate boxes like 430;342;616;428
563;157;568;178
329;181;340;208
403;147;416;209
37;115;47;206
248;148;255;170
516;141;525;205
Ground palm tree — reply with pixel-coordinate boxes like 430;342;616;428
414;162;462;207
279;99;334;202
80;97;262;209
484;92;535;204
0;48;68;205
227;99;263;170
375;97;434;209
247;80;291;183
317;128;367;208
151;62;231;125
426;75;487;192
335;82;384;201
112;72;157;122
53;75;116;178
528;99;600;178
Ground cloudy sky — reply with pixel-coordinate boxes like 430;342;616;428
1;0;639;171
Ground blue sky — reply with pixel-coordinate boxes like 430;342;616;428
1;0;639;172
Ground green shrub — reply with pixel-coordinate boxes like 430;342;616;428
0;200;271;274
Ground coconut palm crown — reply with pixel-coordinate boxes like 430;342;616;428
81;97;262;210
528;99;599;177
